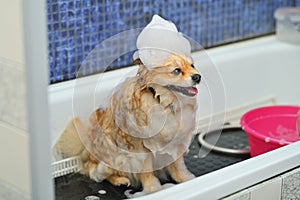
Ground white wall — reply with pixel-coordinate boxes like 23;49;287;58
0;0;31;197
0;122;30;198
0;0;24;62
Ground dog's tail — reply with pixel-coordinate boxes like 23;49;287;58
52;118;90;169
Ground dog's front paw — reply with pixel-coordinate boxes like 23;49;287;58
172;169;196;183
168;156;196;183
143;179;162;193
107;176;131;187
140;173;162;193
178;172;195;182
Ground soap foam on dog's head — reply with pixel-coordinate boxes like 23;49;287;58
133;15;192;69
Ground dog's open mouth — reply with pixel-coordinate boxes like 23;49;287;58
166;85;198;97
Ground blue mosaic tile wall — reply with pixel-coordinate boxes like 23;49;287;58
47;0;296;84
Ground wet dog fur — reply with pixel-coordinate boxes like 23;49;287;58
54;54;201;193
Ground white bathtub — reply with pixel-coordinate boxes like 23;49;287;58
49;36;300;199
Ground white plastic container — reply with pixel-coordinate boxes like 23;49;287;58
274;7;300;44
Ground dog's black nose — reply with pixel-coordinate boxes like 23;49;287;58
191;74;201;84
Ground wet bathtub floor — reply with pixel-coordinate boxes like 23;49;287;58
55;128;250;200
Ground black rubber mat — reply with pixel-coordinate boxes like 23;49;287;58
55;128;250;200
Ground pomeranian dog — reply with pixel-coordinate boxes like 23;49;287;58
53;15;201;193
53;54;201;192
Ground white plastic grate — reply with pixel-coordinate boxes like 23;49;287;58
52;156;83;178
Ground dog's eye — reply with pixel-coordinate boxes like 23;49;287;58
191;64;195;68
172;68;182;75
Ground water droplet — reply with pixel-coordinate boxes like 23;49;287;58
279;139;285;145
198;148;209;158
265;137;270;143
238;143;244;147
85;196;100;200
124;189;148;198
98;190;106;195
124;189;132;196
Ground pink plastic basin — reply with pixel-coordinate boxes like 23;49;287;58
241;105;300;157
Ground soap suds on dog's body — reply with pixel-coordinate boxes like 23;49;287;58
53;15;201;194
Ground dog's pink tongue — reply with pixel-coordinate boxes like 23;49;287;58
189;87;198;95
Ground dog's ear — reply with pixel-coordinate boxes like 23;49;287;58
133;58;143;65
134;58;149;83
137;65;148;78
